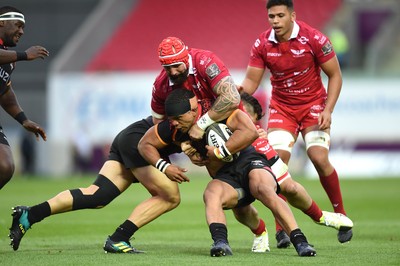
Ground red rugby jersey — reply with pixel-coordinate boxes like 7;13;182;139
151;48;231;119
248;21;336;106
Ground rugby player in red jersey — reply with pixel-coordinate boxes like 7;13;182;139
239;0;353;245
152;37;273;252
154;36;352;252
8;37;268;254
241;92;353;248
139;88;316;257
152;36;241;141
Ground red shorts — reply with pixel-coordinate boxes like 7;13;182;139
267;97;326;136
252;137;277;160
252;137;290;184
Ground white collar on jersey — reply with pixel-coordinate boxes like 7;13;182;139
168;53;194;86
188;53;194;74
268;21;300;43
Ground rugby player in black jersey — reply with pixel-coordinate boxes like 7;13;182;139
139;88;316;257
0;6;49;190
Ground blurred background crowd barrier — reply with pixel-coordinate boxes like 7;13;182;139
2;0;400;178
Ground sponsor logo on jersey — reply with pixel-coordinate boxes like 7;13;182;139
314;34;327;45
298;36;309;44
284;87;310;94
267;52;281;57
310;104;323;118
269;119;283;124
257;145;270;153
284;78;295;88
206;63;221;80
269;108;278;114
251;160;265;167
200;56;212;66
290;49;305;57
321;41;333;55
294;67;309;76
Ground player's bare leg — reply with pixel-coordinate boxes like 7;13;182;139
248;168;316;256
204;180;235;256
306;135;353;243
9;160;131;251
128;166;180;227
104;165;181;254
232;205;270;252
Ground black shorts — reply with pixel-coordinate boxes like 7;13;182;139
107;116;181;169
0;126;10;146
214;147;279;208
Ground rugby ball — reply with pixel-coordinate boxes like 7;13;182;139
205;123;239;162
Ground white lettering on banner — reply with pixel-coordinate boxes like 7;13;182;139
46;72;400;176
48;73;156;144
49;74;400;143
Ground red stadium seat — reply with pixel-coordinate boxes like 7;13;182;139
86;0;341;72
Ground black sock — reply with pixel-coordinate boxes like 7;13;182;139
110;220;139;243
209;223;228;243
289;228;308;246
28;202;51;225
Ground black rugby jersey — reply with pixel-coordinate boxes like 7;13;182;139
0;44;15;96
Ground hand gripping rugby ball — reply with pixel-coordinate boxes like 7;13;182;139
205;123;239;162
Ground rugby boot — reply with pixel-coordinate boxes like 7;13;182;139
252;231;270;252
338;228;353;243
210;240;233;257
317;211;353;231
9;206;31;251
103;236;144;254
275;230;291;248
294;242;317;257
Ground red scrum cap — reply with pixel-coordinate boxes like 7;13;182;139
158;37;189;67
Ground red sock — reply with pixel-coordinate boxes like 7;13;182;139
275;194;287;231
303;200;323;222
252;218;266;235
319;169;346;215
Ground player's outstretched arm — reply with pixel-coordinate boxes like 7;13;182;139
240;66;265;95
225;110;259;154
138;126;189;183
25;45;49;60
0;86;46;141
189;76;240;140
0;45;49;64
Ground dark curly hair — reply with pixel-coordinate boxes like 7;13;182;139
267;0;294;10
240;92;264;121
0;6;23;15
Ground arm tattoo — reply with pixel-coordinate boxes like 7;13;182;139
212;76;240;114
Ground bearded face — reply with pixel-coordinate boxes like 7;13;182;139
168;66;189;85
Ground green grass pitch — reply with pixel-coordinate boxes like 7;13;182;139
0;174;399;265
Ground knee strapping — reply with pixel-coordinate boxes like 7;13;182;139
268;131;295;153
70;174;121;210
304;131;330;150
